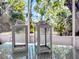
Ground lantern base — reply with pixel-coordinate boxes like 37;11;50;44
38;45;52;54
13;46;26;53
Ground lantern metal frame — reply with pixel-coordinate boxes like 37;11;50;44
12;24;28;59
35;21;52;54
12;24;28;47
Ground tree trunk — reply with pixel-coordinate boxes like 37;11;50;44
60;32;63;36
0;41;2;44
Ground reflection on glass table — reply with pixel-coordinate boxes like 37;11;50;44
0;42;35;59
0;42;73;59
52;45;73;59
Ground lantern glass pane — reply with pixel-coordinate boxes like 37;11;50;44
40;27;45;45
34;28;37;43
15;26;26;45
46;28;51;48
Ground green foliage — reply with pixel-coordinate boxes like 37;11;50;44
36;0;41;4
54;22;65;35
7;0;25;24
10;11;25;24
66;15;72;32
35;0;72;35
35;0;49;18
8;0;25;12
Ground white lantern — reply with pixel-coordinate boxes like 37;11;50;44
12;22;28;59
35;21;52;59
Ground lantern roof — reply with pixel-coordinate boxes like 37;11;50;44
35;20;51;28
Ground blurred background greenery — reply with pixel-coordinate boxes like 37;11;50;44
0;0;72;35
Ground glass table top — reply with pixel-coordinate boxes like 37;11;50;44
0;42;73;59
